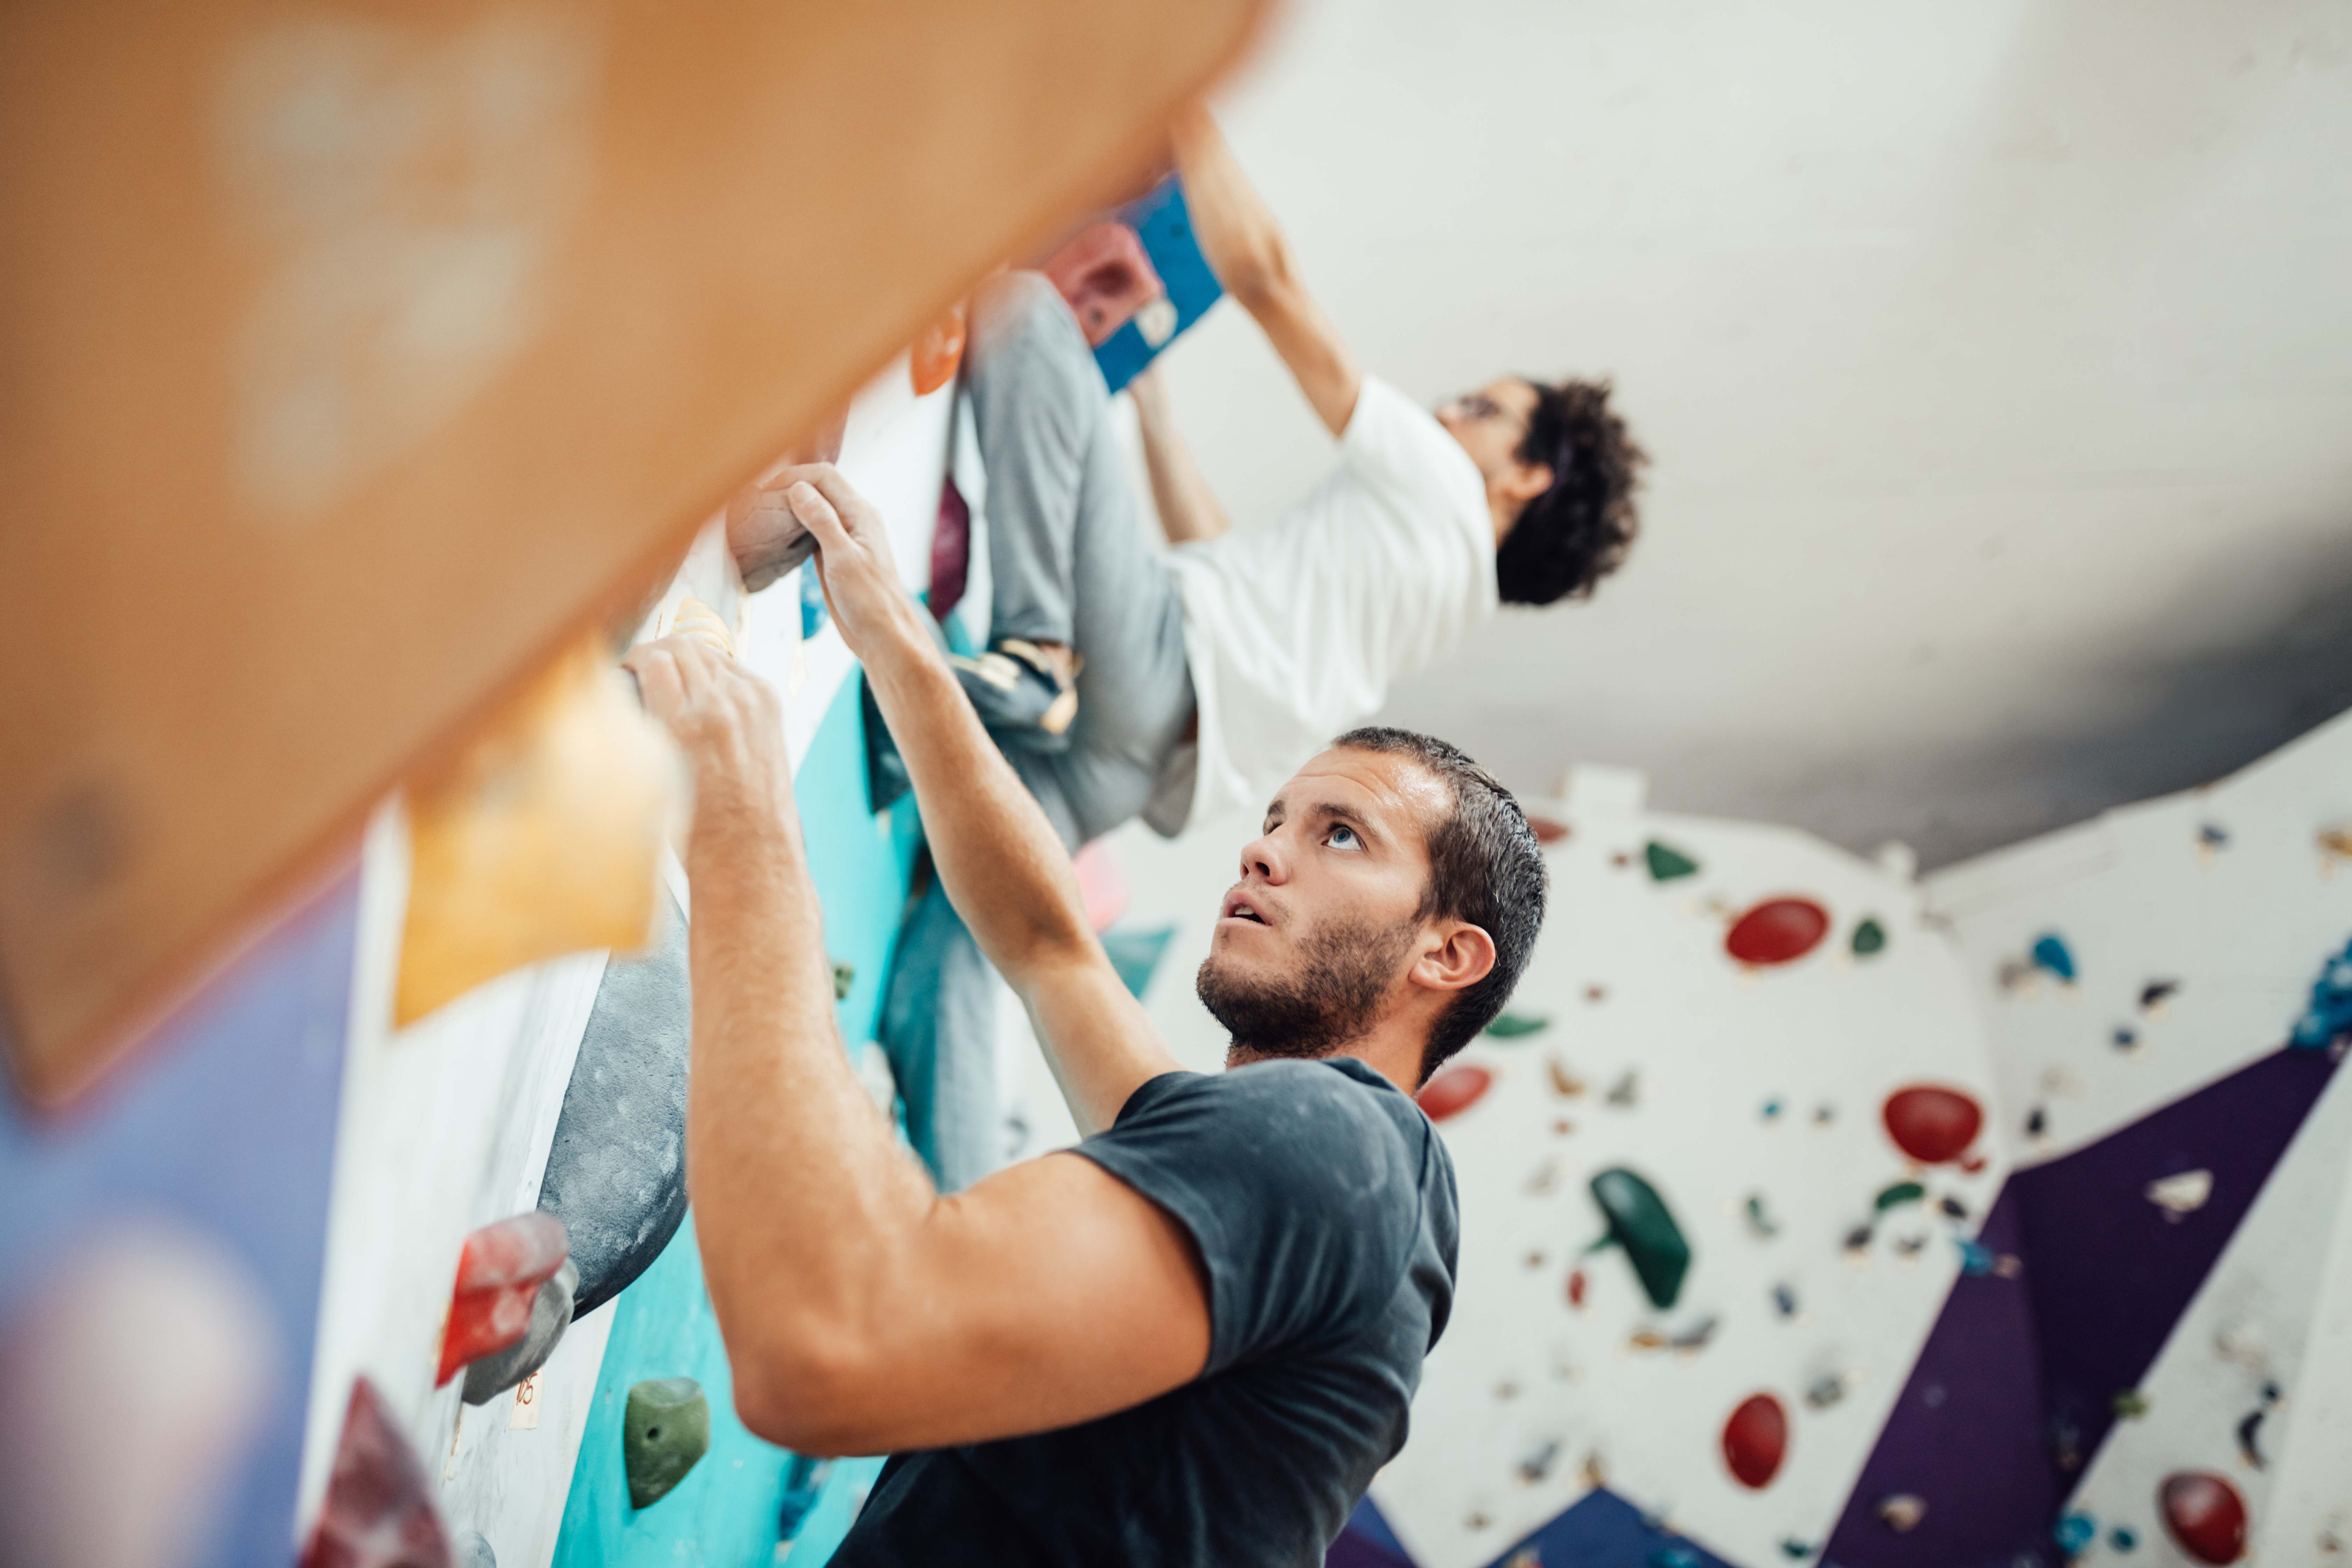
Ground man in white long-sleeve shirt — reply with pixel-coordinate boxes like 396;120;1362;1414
734;107;1645;1187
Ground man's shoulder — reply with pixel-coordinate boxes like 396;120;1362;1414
1097;1059;1434;1214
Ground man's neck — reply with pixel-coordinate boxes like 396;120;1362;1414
1224;1038;1423;1096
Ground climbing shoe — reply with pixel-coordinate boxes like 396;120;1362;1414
949;638;1078;752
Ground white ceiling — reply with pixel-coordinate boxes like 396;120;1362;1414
1154;0;2352;866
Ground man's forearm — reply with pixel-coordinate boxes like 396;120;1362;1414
1170;106;1292;308
857;599;1180;1130
1129;373;1230;545
681;756;937;1418
1170;107;1362;439
858;601;1099;980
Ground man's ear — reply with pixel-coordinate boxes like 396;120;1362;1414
1499;460;1554;509
1413;923;1497;995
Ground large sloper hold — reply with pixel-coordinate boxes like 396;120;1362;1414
462;1259;579;1406
438;1213;570;1386
538;892;691;1321
624;1377;710;1509
301;1377;451;1568
397;635;673;1027
1587;1167;1692;1310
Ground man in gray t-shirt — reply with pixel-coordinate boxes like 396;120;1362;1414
626;460;1547;1565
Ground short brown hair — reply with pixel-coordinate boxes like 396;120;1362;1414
1332;727;1549;1083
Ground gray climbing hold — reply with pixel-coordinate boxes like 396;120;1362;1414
462;1260;578;1406
539;894;691;1321
454;1530;497;1568
624;1377;709;1509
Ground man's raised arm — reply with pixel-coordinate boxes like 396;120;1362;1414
1170;105;1363;438
623;470;1208;1456
776;465;1183;1135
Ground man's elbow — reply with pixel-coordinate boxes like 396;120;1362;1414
732;1340;881;1456
1218;236;1296;313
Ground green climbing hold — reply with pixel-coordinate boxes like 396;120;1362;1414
831;961;855;1002
1852;917;1887;956
1587;1167;1691;1310
624;1377;710;1509
1874;1180;1926;1212
1484;1012;1552;1039
1644;841;1700;882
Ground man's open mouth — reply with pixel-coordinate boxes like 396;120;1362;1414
1222;892;1269;924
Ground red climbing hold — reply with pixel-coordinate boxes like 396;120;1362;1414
2159;1471;2247;1564
929;475;972;623
1418;1064;1492;1122
909;300;966;397
1721;1392;1789;1489
1724;898;1830;966
1526;814;1570;845
438;1212;570;1387
1042;223;1164;347
1882;1085;1985;1166
1566;1269;1587;1308
300;1377;451;1568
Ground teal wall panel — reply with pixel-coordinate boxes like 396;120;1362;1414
553;670;917;1566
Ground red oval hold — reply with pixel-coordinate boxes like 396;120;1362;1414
1418;1064;1492;1122
1882;1085;1985;1166
1721;1392;1788;1488
2160;1471;2247;1564
1726;898;1830;965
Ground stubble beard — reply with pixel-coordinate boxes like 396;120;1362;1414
1196;912;1418;1062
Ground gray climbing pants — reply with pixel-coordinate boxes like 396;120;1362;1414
877;271;1195;1191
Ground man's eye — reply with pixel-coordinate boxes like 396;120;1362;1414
1328;825;1362;850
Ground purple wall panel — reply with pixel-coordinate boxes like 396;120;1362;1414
1822;1045;2339;1566
0;867;360;1568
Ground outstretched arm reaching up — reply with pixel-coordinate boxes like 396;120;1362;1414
626;467;1208;1457
1171;105;1362;438
1128;366;1231;544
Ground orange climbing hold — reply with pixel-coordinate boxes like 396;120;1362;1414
1725;898;1830;965
1042;223;1165;348
1418;1064;1492;1122
1721;1392;1788;1488
438;1213;570;1386
909;300;967;396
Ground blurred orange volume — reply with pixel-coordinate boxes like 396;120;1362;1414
0;0;1268;1106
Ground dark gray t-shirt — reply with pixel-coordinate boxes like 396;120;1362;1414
830;1055;1459;1567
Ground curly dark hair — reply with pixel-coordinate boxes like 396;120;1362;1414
1493;377;1647;605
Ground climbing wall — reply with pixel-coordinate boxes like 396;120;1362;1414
1346;768;2007;1568
0;337;962;1568
1309;708;2352;1568
288;349;958;1568
1858;705;2352;1563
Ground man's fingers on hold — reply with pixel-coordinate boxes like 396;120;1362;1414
786;481;852;548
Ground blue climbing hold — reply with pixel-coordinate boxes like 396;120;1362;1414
2054;1513;2096;1556
800;561;828;640
2031;933;2076;982
778;1452;834;1542
1957;1238;1995;1276
1100;924;1177;1000
2109;1525;2137;1552
1648;1548;1701;1568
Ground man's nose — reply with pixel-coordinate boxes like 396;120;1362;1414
1238;831;1288;886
